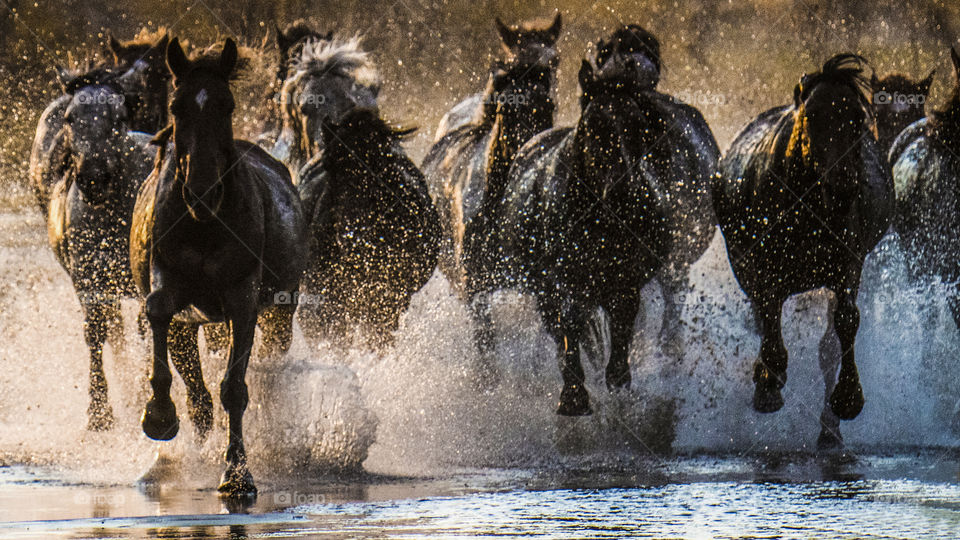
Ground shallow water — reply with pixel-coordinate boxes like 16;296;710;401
1;205;959;538
2;453;960;538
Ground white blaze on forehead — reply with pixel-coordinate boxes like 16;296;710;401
195;89;209;109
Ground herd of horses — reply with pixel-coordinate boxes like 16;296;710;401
24;15;960;496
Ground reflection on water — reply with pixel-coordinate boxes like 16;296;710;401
1;453;959;538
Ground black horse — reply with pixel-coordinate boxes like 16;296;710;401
488;23;718;414
297;108;441;346
433;14;561;140
31;29;169;213
873;70;934;156
45;72;155;431
714;54;893;449
130;38;307;496
422;59;555;301
890;46;960;432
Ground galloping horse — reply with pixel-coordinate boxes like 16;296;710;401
130;38;306;496
45;69;155;430
890;46;960;432
489;26;712;415
714;54;893;448
297;108;441;346
31;29;169;213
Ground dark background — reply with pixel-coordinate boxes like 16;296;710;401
0;0;957;207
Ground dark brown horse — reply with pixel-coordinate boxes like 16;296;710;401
714;54;893;449
130;38;307;496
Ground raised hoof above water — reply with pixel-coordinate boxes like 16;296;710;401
141;397;179;441
557;386;592;416
86;404;115;432
829;378;864;420
816;427;844;451
752;383;784;413
218;466;257;499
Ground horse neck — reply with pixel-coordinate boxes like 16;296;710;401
134;83;168;134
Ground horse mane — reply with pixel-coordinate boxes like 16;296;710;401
60;65;119;94
121;27;169;49
325;108;415;146
289;35;380;91
186;42;251;80
279;20;332;46
797;53;874;116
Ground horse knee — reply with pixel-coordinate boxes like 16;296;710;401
145;291;176;328
220;380;249;414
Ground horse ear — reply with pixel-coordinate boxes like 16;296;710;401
220;38;238;78
578;59;594;91
495;18;519;46
275;25;289;50
323;30;334;40
547;13;562;43
166;37;190;80
147;33;169;61
107;33;124;61
793;81;803;107
920;69;935;94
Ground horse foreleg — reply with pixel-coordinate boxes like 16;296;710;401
817;292;843;450
545;296;591;416
753;297;787;413
142;288;181;441
218;291;258;497
168;323;213;440
828;289;865;420
605;289;642;391
80;297;114;431
469;292;499;391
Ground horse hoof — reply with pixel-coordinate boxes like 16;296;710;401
557;385;592;416
829;380;864;420
605;369;631;391
816;427;843;451
218;466;257;498
87;405;115;432
141;397;179;441
752;383;784;413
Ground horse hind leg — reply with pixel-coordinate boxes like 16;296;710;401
168;322;213;440
753;297;788;413
817;292;843;450
828;290;865;420
80;297;114;431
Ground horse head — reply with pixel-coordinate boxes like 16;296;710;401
59;67;135;206
279;35;380;161
166;37;240;222
594;24;661;92
494;13;561;69
790;54;877;210
873;70;934;152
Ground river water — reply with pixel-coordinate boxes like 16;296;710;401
1;208;958;538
